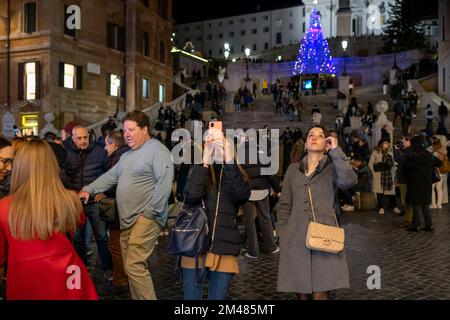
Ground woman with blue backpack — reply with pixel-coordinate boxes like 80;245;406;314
176;127;250;300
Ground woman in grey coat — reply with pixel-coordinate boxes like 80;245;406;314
276;125;357;300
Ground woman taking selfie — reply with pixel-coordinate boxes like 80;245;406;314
180;126;250;300
0;139;97;300
276;125;357;300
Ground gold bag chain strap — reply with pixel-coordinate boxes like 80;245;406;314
210;166;224;252
307;186;339;228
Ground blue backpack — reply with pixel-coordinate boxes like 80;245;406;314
169;202;210;257
169;201;210;284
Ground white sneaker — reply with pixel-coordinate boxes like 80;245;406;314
393;207;402;214
341;204;355;212
272;247;280;254
378;208;385;215
245;252;258;259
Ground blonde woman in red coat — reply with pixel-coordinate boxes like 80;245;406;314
0;139;97;300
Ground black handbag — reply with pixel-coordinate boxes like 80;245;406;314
98;197;117;224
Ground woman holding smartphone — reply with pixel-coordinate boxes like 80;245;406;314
180;125;250;300
276;125;357;300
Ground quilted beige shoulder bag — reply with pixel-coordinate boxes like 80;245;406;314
306;186;345;254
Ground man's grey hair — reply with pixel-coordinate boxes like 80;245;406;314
72;125;88;136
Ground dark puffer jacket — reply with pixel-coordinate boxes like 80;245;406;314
63;139;109;192
183;164;250;256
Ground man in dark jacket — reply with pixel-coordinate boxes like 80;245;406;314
393;135;414;227
404;135;441;232
63;125;113;274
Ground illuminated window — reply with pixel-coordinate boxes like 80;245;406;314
25;62;36;100
159;83;165;103
64;63;75;89
142;78;149;98
110;74;121;96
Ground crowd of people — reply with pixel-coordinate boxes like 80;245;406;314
1;69;450;302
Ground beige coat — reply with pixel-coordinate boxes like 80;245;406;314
368;150;396;195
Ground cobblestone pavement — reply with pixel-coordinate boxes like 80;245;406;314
93;207;450;300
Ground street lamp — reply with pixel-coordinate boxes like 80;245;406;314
392;38;399;70
245;48;251;81
341;40;348;76
224;43;230;52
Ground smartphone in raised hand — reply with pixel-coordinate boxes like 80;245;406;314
208;121;223;132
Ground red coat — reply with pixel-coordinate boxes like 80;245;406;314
0;196;98;300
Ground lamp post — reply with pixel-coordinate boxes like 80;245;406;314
245;48;251;81
224;50;230;79
392;38;399;70
341;40;348;76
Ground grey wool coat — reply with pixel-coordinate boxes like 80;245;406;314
276;148;357;294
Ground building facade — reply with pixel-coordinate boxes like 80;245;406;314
438;0;450;99
0;0;173;136
174;5;306;60
173;0;405;60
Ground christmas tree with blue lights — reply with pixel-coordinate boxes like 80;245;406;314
293;8;336;75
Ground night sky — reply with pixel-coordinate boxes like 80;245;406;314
172;0;438;25
173;0;304;24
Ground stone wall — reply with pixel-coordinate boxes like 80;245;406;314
225;50;424;91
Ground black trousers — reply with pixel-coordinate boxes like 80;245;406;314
411;205;433;229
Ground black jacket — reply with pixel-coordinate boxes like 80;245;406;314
48;142;67;168
394;146;414;184
63;140;109;192
404;148;441;205
242;163;281;193
183;164;250;256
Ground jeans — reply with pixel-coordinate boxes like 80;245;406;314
243;197;277;256
74;202;113;272
182;268;234;300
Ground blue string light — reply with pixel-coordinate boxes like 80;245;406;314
293;9;336;76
